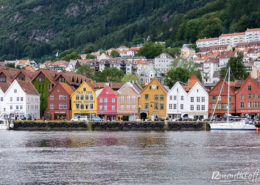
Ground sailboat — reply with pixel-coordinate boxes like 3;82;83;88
209;67;256;130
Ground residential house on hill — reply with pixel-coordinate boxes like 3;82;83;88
154;53;173;74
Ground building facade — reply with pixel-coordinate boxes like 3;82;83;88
45;83;74;120
208;79;236;117
117;82;142;121
154;53;173;73
235;76;260;118
97;84;117;121
139;78;167;120
71;81;97;119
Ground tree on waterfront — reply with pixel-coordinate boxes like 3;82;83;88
93;67;124;82
164;67;191;88
86;54;96;59
61;51;81;61
75;64;94;79
220;52;248;81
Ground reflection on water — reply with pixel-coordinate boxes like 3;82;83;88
0;131;259;185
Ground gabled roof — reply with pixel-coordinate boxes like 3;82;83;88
0;82;11;93
16;80;39;95
31;69;57;84
236;76;260;94
118;82;141;95
209;78;236;95
183;74;205;92
13;69;35;80
59;82;75;95
0;66;20;80
140;78;168;94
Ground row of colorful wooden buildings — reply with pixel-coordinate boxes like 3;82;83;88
0;66;260;120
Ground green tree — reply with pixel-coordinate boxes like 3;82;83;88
164;67;191;88
220;53;248;81
86;54;96;59
110;50;120;58
121;74;140;83
61;52;81;61
136;42;164;59
83;43;95;54
164;47;180;57
5;63;15;68
93;67;124;82
75;64;94;79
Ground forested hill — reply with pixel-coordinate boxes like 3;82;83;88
0;0;259;61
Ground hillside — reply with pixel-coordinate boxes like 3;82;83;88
0;0;259;61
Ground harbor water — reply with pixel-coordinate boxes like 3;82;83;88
0;131;259;185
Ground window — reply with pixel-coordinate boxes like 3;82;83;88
253;94;257;99
258;94;260;99
222;104;228;110
160;95;164;101
104;105;107;111
154;95;158;100
217;104;221;110
220;87;224;92
64;104;67;109
0;97;3;101
83;88;86;92
50;95;54;100
170;96;172;100
248;94;251;99
21;97;24;101
253;102;257;108
132;105;136;111
248;86;252;91
16;105;19;110
212;96;216;101
202;105;205;110
17;97;19;101
227;96;231;101
90;104;93;109
145;103;148;109
127;96;131;102
145;94;149;100
258;102;260;108
190;105;194;110
174;104;177;109
121;105;124;110
112;98;115;103
160;104;164;110
85;104;89;109
112;105;115;111
80;95;84;100
76;104;79;109
197;105;200;110
85;95;89;101
169;104;172;109
174;96;176;100
76;95;79;100
197;97;200;102
127;105;130;110
180;104;183;110
80;104;84;109
191;97;194;102
121;96;124;102
90;95;93;100
100;105;103;111
104;98;108;103
10;97;13;102
14;89;17;93
212;104;216;109
154;103;158;110
50;104;54;109
59;104;63;109
240;94;244;100
20;105;23;110
132;96;136;102
100;98;103;103
248;102;252;108
202;97;205;102
59;95;63;100
240;102;244;108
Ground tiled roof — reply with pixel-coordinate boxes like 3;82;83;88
197;37;219;42
17;60;28;64
0;82;11;92
59;82;74;95
246;28;260;32
25;66;35;72
0;66;20;80
16;80;39;95
31;69;57;84
220;32;245;37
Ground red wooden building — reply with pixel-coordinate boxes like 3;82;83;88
45;82;75;120
235;76;260;118
97;84;117;121
209;79;236;117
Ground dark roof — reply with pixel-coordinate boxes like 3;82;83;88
16;80;39;95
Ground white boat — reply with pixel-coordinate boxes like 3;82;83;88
209;67;256;131
0;118;10;130
210;119;256;130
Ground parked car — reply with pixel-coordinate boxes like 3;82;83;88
71;115;88;121
91;117;104;121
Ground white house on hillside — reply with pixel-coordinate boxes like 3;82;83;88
154;53;173;73
167;74;208;120
3;80;40;119
0;82;10;116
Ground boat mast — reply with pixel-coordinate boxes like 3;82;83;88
227;67;230;123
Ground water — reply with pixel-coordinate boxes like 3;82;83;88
0;131;259;185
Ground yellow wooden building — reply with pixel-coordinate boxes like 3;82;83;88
71;81;97;119
139;78;168;120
